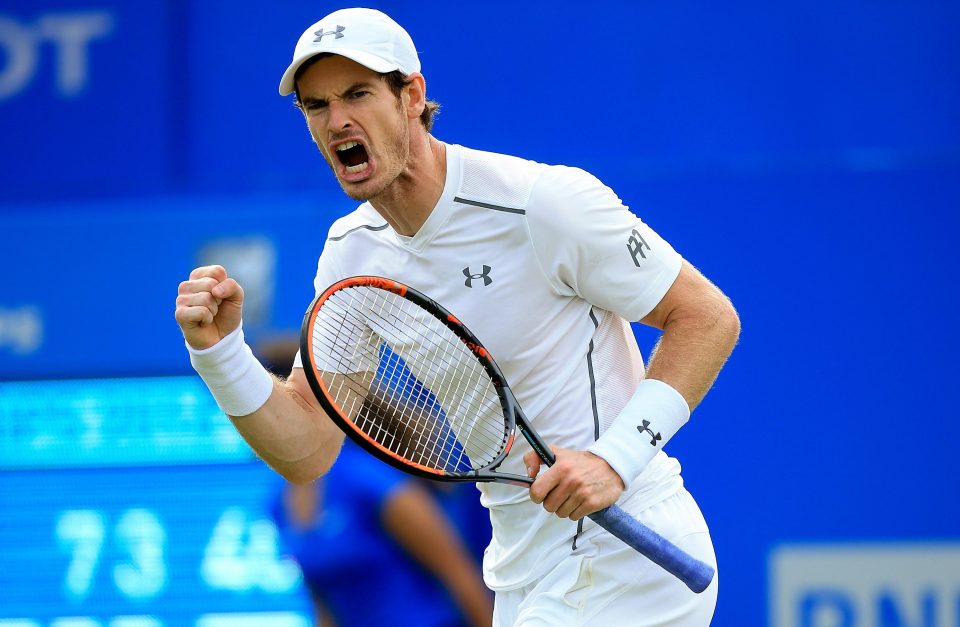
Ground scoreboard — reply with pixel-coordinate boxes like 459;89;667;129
0;377;312;626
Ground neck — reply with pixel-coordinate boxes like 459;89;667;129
370;133;446;237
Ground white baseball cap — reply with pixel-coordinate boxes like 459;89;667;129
278;8;421;96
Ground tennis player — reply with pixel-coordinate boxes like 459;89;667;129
175;8;739;626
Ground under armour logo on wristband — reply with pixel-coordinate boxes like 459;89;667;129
637;420;662;446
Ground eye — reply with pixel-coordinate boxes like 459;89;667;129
348;90;369;100
301;99;328;113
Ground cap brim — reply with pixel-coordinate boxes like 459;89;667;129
278;48;401;96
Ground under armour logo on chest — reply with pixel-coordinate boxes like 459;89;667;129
637;420;662;446
314;25;345;42
463;265;492;288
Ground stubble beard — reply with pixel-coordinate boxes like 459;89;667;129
339;114;410;203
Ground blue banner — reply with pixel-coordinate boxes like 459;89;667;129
0;376;251;469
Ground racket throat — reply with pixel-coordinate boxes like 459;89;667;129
512;407;556;466
464;469;534;487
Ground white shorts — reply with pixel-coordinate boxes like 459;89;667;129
492;488;718;627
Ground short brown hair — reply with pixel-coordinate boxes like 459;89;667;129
381;70;440;132
293;54;440;131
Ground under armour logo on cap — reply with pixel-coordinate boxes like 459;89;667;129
280;8;422;96
314;25;345;42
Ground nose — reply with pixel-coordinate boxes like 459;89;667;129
326;99;352;132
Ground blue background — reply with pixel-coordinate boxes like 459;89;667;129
1;1;958;625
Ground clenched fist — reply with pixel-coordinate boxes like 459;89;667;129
175;265;244;350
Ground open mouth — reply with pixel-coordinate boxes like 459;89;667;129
335;141;370;174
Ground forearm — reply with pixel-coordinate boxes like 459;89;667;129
228;376;344;483
447;569;493;627
413;550;492;627
644;288;740;411
384;486;493;627
587;264;739;488
176;267;345;481
435;553;493;627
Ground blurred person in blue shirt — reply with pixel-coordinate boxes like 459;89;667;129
258;336;492;627
270;439;493;627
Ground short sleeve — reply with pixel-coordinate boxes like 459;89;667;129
526;166;682;321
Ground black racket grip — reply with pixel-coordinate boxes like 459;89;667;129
588;505;715;593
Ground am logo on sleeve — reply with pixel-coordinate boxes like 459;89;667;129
627;229;651;267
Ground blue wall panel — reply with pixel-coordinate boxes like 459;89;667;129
0;0;174;198
0;192;352;378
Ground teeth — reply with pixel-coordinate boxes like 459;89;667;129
337;141;359;151
345;162;368;173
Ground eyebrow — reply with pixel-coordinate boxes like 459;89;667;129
300;81;378;107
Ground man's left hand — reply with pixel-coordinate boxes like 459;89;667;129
524;447;625;520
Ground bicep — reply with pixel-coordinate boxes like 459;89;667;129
639;260;734;330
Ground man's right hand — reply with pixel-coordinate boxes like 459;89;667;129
175;265;244;350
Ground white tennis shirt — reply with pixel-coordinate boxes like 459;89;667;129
294;142;686;590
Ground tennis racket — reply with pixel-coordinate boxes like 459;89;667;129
299;276;715;593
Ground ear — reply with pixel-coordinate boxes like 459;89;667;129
293;89;309;122
402;72;427;122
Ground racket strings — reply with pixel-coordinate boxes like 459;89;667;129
361;291;506;469
316;294;464;456
310;286;509;472
329;290;503;470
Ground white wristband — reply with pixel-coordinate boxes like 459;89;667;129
587;378;690;490
186;324;274;417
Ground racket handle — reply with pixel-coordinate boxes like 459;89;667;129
588;505;715;593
